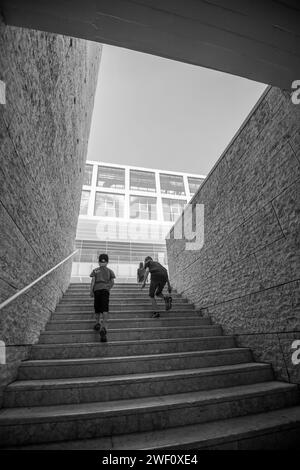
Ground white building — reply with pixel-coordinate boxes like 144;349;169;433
72;161;205;282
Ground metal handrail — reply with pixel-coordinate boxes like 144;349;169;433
0;249;78;310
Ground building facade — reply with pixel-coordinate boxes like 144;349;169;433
72;161;205;282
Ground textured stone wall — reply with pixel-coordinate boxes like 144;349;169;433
0;17;101;404
167;87;300;384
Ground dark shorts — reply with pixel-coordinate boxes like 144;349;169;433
149;276;167;298
94;289;110;313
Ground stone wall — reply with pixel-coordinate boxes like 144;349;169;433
0;17;101;404
167;87;300;384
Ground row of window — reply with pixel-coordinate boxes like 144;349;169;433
80;192;186;222
83;164;204;196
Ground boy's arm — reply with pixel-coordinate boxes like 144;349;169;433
167;279;172;293
141;268;149;288
108;270;115;290
166;274;172;293
90;277;95;297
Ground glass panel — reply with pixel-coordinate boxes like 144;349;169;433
188;177;204;195
79;190;90;215
83;164;93;186
97;166;125;189
162;198;186;222
130;169;156;192
160;173;185;195
130;196;157;220
94;192;125;218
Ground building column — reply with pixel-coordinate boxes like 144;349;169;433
88;163;98;216
183;174;191;202
124;166;130;220
155;170;164;223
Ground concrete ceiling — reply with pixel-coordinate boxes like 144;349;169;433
1;0;300;89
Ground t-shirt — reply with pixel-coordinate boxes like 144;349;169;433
144;260;168;279
90;266;116;291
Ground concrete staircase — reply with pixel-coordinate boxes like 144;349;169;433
0;283;299;449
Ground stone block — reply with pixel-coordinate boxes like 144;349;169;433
255;234;300;288
0;18;101;400
225;95;271;172
235;333;290;382
289;130;300;161
228;203;284;264
204;280;300;336
272;179;300;239
239;142;300;220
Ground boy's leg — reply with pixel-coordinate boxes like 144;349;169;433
94;313;101;330
155;279;172;311
100;312;108;330
99;291;109;342
149;279;160;317
151;297;159;310
93;291;101;330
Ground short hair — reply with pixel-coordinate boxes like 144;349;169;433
99;253;109;263
144;256;153;263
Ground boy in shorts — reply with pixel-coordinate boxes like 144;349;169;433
90;253;115;342
141;256;172;318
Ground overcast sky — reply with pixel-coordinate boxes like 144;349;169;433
87;45;267;176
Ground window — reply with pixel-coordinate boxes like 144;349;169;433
130;196;157;220
94;192;125;218
97;166;125;189
160;173;185;196
79;190;90;215
188;177;204;196
83;164;93;186
130;169;156;192
162;198;186;222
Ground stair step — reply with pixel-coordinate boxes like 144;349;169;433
57;301;194;311
30;335;232;359
18;348;253;379
3;282;299;449
46;317;210;331
11;406;300;450
55;304;193;312
40;326;218;344
62;294;185;300
4;363;273;408
40;326;218;343
60;296;187;301
0;382;298;447
68;284;164;288
52;310;198;319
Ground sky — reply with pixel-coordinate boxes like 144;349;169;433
87;45;267;176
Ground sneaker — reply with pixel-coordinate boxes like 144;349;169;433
100;327;107;342
94;323;100;331
150;312;160;318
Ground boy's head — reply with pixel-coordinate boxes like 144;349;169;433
144;256;153;264
99;253;109;266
